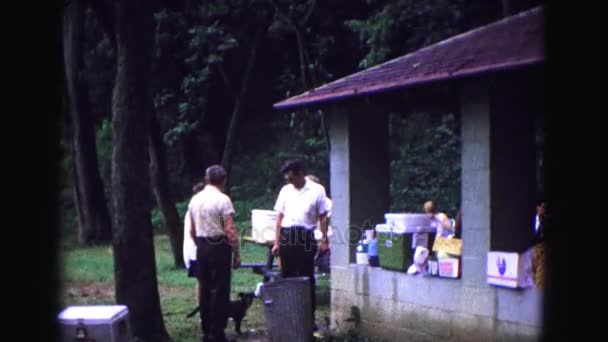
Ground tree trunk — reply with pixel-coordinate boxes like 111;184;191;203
73;175;86;239
149;110;185;268
63;0;112;244
220;26;263;181
294;27;309;91
110;0;169;340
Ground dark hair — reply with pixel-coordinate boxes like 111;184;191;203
280;160;304;175
205;165;227;185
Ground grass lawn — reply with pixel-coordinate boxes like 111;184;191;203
60;234;331;341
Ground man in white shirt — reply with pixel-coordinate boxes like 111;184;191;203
188;165;240;342
272;160;329;331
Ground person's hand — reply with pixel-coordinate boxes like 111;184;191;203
319;240;330;253
271;242;280;256
232;254;241;269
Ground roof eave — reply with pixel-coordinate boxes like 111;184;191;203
273;58;545;111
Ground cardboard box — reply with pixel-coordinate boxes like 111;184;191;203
438;257;460;278
486;251;533;288
58;305;131;342
432;236;463;256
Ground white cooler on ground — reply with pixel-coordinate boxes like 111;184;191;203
58;305;131;342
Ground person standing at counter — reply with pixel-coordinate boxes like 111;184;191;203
423;200;453;237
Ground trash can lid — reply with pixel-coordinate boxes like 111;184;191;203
263;276;310;288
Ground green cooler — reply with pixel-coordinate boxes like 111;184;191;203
375;224;436;272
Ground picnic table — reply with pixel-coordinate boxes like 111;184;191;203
241;236;281;282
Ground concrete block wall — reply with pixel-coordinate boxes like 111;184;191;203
331;266;541;341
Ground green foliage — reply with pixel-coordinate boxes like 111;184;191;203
153;2;247;143
229;115;330;221
163;120;199;146
150;207;165;232
269;0;365;93
175;200;189;219
346;0;466;68
389;112;461;217
151;200;189;232
61;0;515;251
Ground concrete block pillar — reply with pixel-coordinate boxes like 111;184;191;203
460;75;538;289
461;81;493;288
327;100;390;266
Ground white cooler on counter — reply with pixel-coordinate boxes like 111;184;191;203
58;305;131;342
251;209;278;243
384;213;434;233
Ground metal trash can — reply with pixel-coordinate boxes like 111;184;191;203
261;276;312;342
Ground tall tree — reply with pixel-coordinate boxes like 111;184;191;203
109;0;169;339
63;0;112;244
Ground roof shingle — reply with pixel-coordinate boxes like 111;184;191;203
274;6;545;110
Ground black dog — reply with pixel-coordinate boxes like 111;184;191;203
229;292;255;334
186;292;256;335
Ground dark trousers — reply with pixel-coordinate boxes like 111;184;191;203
196;236;232;342
279;227;317;324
